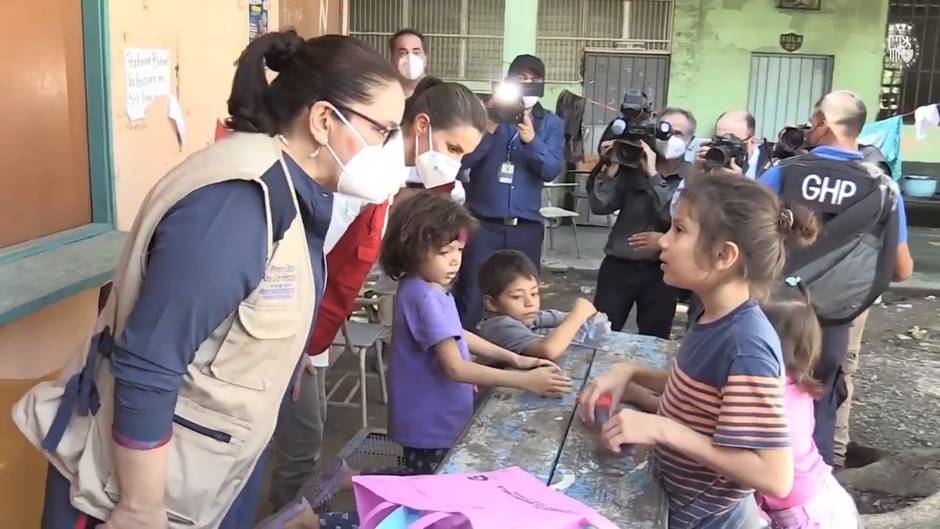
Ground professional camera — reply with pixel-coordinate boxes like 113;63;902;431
773;124;811;159
604;89;673;168
704;134;749;171
488;80;544;123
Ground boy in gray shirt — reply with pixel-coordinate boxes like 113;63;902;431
476;250;596;361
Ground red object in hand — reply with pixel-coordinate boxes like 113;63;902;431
594;394;613;428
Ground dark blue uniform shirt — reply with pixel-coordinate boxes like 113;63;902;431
460;105;565;222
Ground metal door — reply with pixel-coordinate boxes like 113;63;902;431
582;53;671;155
748;53;834;141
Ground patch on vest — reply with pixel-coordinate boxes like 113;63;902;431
801;173;858;206
260;264;297;301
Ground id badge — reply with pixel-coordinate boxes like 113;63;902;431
498;162;515;184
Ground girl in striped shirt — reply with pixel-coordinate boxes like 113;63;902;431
581;175;819;528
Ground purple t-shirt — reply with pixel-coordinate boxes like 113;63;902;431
388;275;475;449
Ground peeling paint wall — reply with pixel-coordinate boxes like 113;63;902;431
669;0;888;136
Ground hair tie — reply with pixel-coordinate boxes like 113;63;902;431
779;208;795;232
784;276;802;288
456;228;469;245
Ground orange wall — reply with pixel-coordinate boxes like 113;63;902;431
0;288;98;527
111;0;281;229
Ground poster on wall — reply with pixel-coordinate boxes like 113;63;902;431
249;0;269;41
124;48;171;120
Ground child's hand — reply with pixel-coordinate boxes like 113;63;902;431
571;298;597;319
579;362;636;426
513;354;558;371
521;366;573;397
601;409;667;451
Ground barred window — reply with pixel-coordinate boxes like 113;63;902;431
878;0;940;120
536;0;674;83
349;0;505;83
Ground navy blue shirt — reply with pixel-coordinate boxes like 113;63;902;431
110;154;332;447
460;105;565;222
760;146;908;243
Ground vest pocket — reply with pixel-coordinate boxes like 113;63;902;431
208;302;300;390
104;398;249;526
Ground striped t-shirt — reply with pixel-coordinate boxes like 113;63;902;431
654;299;789;528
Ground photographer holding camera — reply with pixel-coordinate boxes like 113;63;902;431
453;54;565;329
587;103;696;338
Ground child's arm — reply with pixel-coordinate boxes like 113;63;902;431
464;330;553;370
435;337;572;396
525;299;597;360
579;362;670;426
602;411;793;498
622;382;661;413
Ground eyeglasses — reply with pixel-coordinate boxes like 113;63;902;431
333;104;400;145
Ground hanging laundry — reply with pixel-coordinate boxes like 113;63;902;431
914;103;940;140
860;115;903;180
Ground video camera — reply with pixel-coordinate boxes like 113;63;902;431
704;134;749;172
773;124;811;159
604;89;673;168
488;80;544;124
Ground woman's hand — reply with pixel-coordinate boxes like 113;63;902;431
578;362;636;426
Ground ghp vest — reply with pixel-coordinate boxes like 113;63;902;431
12;133;317;528
778;153;899;325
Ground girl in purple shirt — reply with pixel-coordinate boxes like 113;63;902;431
759;279;860;528
379;192;572;474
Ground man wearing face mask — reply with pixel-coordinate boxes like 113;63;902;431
389;28;427;98
453;54;565;330
587;107;696;339
760;90;913;466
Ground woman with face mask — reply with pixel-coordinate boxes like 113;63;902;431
269;75;488;513
17;32;406;529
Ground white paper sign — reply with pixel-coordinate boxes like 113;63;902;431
124;48;171;120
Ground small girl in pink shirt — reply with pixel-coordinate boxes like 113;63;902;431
758;278;860;528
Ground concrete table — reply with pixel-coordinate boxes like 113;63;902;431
440;332;676;528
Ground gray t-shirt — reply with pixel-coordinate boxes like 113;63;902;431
477;309;567;355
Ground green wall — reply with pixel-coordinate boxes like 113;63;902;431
669;0;888;133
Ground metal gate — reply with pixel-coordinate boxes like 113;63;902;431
582;53;671;156
747;53;834;141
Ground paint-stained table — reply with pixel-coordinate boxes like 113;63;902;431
440;332;676;529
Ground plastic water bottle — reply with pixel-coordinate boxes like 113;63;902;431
594;394;635;457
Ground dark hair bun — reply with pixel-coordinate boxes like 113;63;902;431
408;76;445;101
264;30;305;72
785;204;820;248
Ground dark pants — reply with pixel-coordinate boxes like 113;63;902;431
454;218;543;330
41;444;273;529
813;323;851;466
594;256;677;339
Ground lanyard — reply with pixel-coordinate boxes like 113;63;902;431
505;129;519;163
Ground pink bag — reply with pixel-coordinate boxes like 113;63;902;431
352;466;619;529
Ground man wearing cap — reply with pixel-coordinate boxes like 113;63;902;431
453;54;565;329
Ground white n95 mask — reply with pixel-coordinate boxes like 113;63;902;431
657;136;688;160
414;125;462;188
324;106;406;204
399;54;425;81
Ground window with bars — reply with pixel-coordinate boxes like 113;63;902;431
878;0;940;120
535;0;673;83
348;0;505;83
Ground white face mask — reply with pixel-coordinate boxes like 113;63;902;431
657;136;688;160
414;124;462;188
398;54;425;81
523;96;540;109
323;106;407;204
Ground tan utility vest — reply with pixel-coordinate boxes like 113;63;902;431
12;133;316;528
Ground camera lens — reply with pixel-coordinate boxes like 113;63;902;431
780;127;806;151
704;145;729;167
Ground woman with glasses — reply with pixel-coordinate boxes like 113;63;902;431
18;31;407;529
